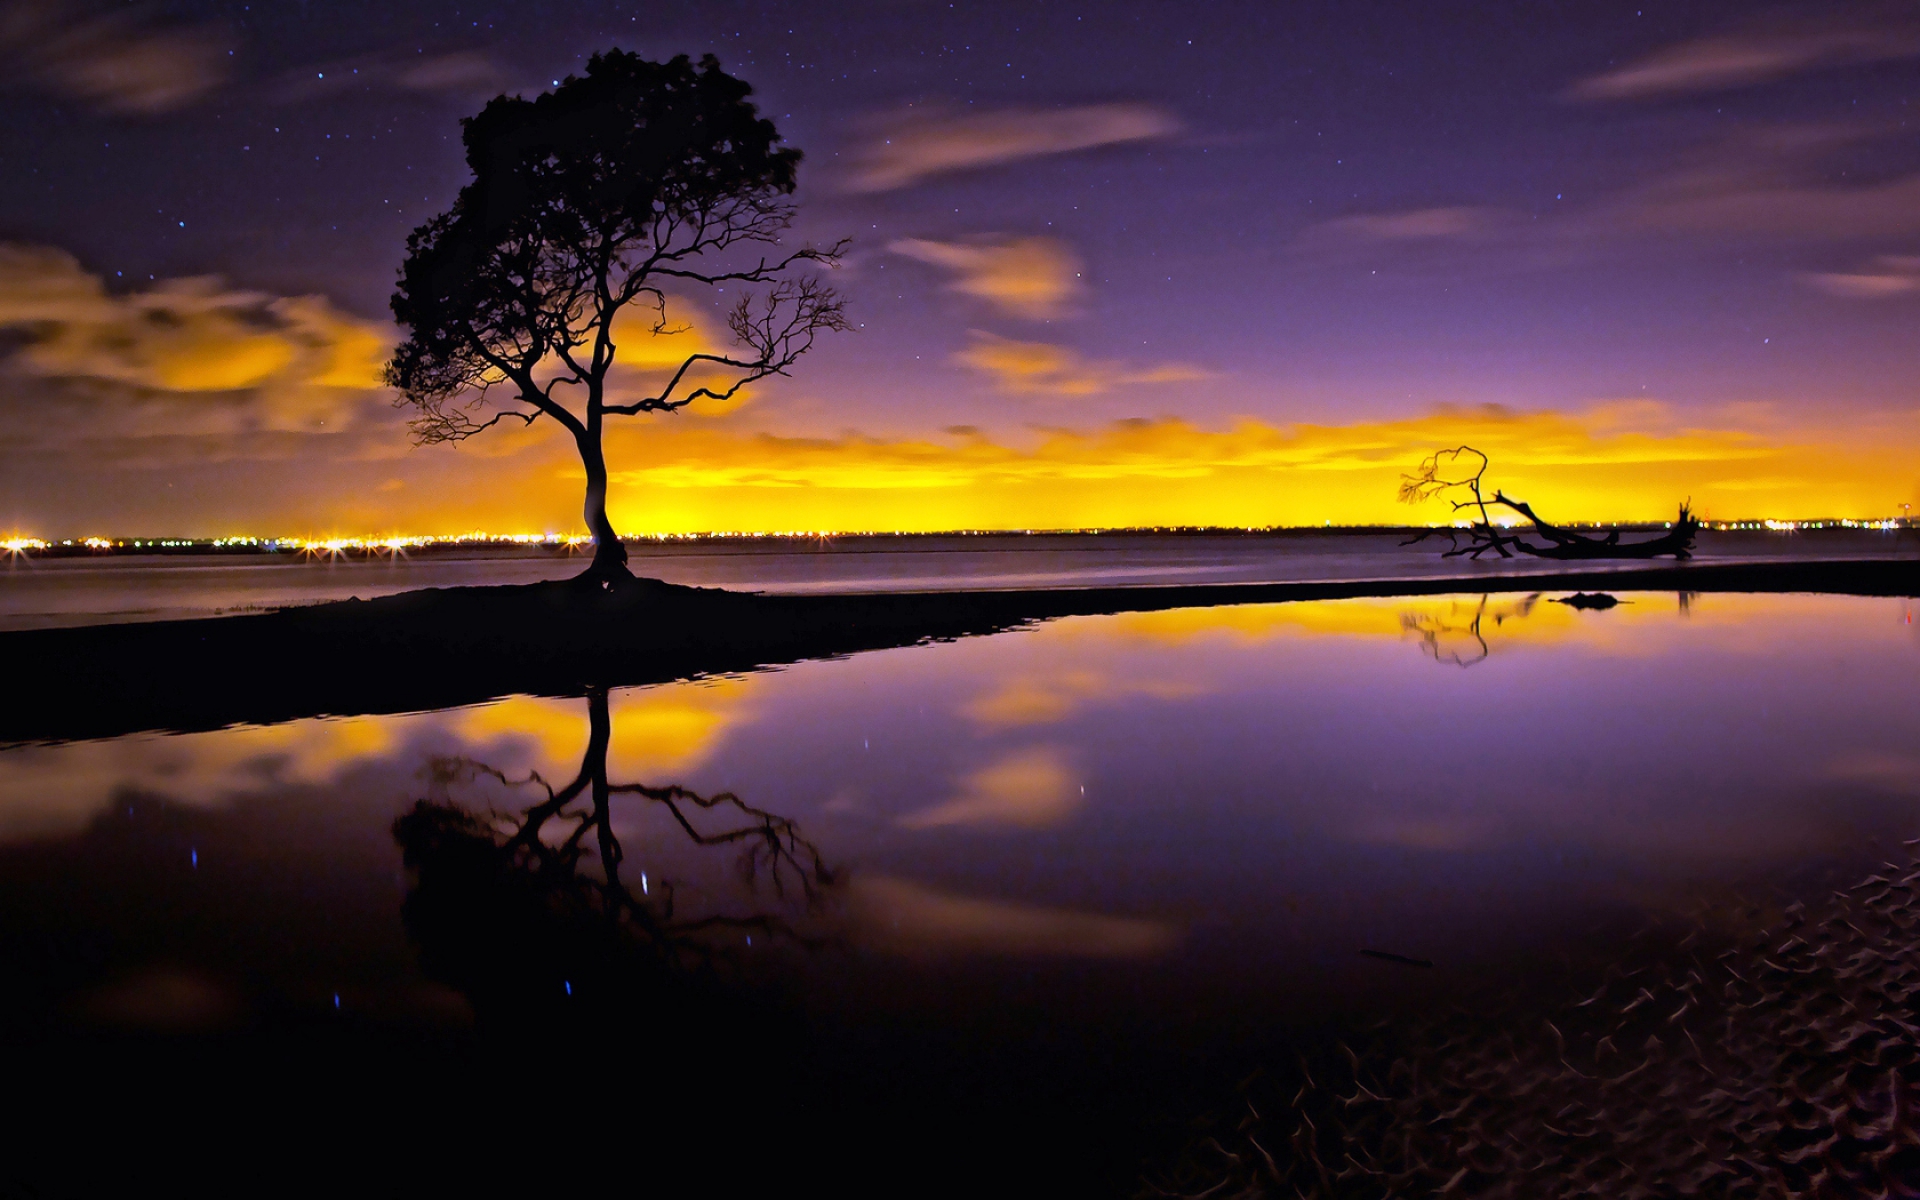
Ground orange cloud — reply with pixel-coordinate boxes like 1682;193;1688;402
846;102;1179;192
889;235;1083;319
953;332;1210;396
1803;255;1920;299
0;244;388;434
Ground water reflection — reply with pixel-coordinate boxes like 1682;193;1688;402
4;591;1920;1192
3;592;1918;993
395;687;836;1022
1399;592;1545;666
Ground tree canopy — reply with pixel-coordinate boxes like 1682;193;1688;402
386;51;848;579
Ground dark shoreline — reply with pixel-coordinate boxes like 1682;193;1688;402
4;556;1915;746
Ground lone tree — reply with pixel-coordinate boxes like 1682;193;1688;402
1399;445;1698;560
386;51;850;584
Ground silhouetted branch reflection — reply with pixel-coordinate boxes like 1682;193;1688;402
392;686;837;1024
1400;593;1543;667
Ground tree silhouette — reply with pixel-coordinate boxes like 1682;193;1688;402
386;51;850;584
1400;445;1698;560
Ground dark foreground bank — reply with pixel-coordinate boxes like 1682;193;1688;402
4;557;1917;744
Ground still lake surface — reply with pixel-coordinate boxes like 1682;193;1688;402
3;564;1919;1189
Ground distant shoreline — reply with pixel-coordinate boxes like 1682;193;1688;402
6;522;1913;559
3;556;1915;747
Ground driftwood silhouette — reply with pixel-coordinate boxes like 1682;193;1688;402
1400;446;1698;560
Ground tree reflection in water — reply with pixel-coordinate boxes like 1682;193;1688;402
392;685;837;1024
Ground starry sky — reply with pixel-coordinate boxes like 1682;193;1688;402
0;0;1915;536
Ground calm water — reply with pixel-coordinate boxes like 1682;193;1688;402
1;527;1912;629
4;590;1919;1192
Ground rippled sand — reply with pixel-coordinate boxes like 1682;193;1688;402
1150;853;1920;1198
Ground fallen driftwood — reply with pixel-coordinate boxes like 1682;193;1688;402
1400;445;1699;560
1554;592;1620;610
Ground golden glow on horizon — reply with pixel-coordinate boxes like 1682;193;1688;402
0;515;1911;550
5;396;1918;538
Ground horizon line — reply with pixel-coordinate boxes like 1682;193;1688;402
4;517;1914;554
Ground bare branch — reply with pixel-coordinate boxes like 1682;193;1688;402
602;274;852;417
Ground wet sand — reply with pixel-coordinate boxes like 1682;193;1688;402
1145;849;1920;1199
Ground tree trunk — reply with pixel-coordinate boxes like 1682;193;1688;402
576;427;631;583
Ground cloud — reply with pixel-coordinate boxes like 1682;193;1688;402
0;243;389;437
1567;18;1920;101
846;102;1179;191
1315;206;1511;242
1545;122;1920;244
0;1;227;114
1802;255;1920;298
271;48;516;104
898;746;1082;830
1308;121;1920;259
954;332;1210;396
889;236;1083;319
847;875;1177;959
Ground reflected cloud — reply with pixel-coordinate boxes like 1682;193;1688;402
962;668;1202;729
78;968;239;1030
899;745;1081;830
0;713;400;842
0;0;228;114
845;102;1179;192
0;677;757;844
448;678;756;781
849;875;1176;959
1348;816;1501;853
889;236;1084;319
1826;750;1920;796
